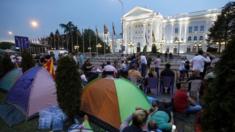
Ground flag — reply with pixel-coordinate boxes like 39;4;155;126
118;0;124;8
15;36;30;49
152;31;155;42
104;24;108;34
112;22;116;36
95;26;98;36
43;58;55;79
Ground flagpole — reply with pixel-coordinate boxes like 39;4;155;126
82;29;85;54
89;29;91;56
96;27;98;56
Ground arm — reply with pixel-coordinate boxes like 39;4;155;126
120;115;133;131
203;56;211;63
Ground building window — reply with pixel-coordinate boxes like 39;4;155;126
193;36;197;41
175;27;179;34
189;26;192;33
200;25;204;31
199;36;204;40
188;36;192;41
194;26;198;32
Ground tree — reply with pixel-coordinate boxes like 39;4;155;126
207;2;235;53
55;56;82;119
21;51;35;73
0;42;14;49
55;29;61;50
143;45;147;53
202;36;235;131
151;44;157;53
0;54;15;77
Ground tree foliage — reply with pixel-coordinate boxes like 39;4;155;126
202;2;235;132
151;44;157;53
21;51;35;73
207;2;235;52
0;54;15;77
55;56;83;118
0;42;14;50
46;21;109;53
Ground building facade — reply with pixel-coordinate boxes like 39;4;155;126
122;6;220;54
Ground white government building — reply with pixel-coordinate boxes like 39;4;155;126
122;6;220;54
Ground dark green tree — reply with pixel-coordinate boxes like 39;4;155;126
21;51;35;73
143;45;147;53
0;55;15;78
55;56;82;118
151;44;157;53
202;36;235;131
207;2;235;53
0;42;14;50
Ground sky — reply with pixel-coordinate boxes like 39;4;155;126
0;0;231;41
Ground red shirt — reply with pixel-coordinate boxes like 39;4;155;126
173;89;189;112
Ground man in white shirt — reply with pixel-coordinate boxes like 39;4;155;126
191;50;211;77
140;53;148;77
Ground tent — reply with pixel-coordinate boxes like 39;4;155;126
0;66;57;126
0;68;22;91
80;78;151;131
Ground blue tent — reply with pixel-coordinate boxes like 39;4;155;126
0;66;57;126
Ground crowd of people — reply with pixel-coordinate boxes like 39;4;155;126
1;49;219;132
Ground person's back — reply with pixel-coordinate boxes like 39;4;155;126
160;64;174;77
148;111;171;131
173;86;189;113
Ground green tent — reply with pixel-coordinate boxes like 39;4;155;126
81;78;151;130
0;68;22;91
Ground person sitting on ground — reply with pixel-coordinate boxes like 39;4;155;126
187;70;202;103
173;82;202;113
120;108;149;132
148;103;173;132
160;63;175;78
82;59;93;74
103;61;117;78
128;64;142;84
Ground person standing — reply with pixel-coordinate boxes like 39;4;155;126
154;55;161;78
140;53;148;78
191;50;211;78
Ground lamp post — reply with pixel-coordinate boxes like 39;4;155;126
96;43;102;56
74;45;79;53
128;42;134;54
88;47;91;56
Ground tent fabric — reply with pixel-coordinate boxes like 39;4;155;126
7;67;40;113
80;78;151;129
28;68;57;116
115;79;151;122
0;68;22;91
0;102;25;126
81;78;121;128
0;66;57;126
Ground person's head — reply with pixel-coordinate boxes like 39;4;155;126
198;50;203;55
107;61;111;65
121;60;125;64
85;59;90;63
176;81;187;90
148;120;158;131
132;109;148;127
165;63;171;69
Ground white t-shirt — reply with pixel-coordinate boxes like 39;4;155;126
103;65;117;73
191;55;211;72
140;55;147;65
154;58;161;68
179;60;185;71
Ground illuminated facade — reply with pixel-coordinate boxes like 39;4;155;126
122;6;220;53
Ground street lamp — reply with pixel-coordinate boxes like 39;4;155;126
74;45;79;52
30;20;39;28
128;42;134;54
96;43;102;56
